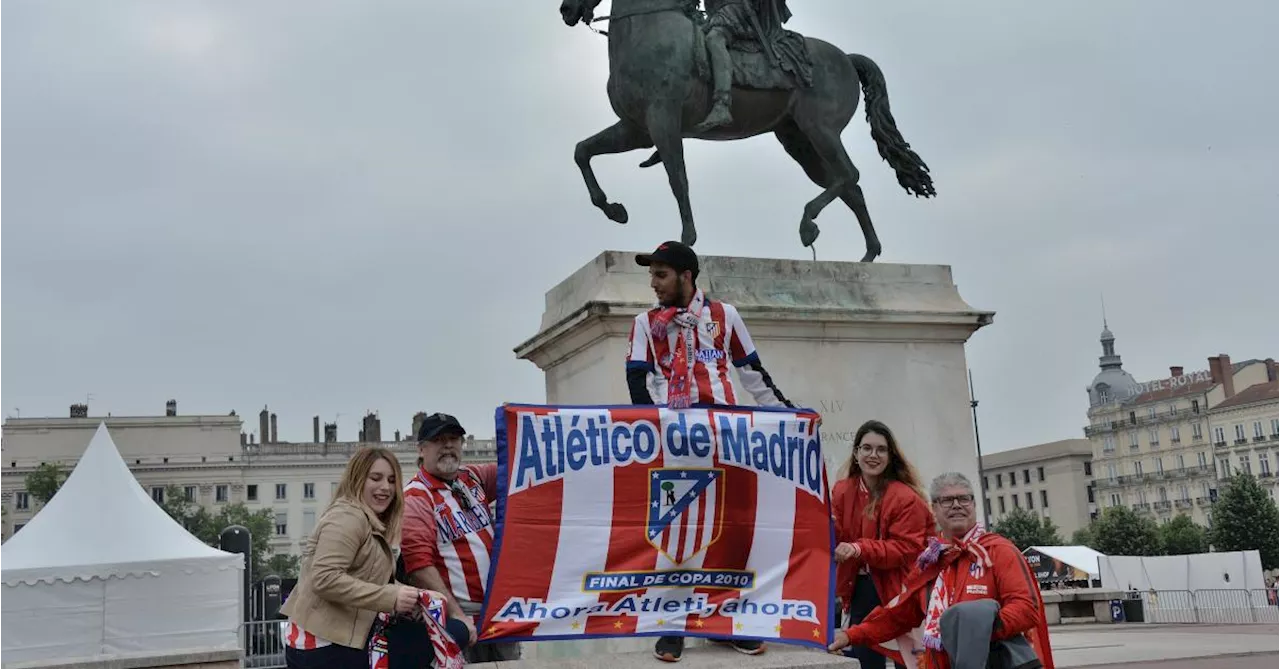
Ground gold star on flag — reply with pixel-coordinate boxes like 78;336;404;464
774;624;783;633
734;622;744;631
811;629;820;639
656;619;666;626
613;620;624;629
487;626;498;635
571;622;582;630
693;619;705;628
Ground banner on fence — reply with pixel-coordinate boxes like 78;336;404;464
478;404;835;650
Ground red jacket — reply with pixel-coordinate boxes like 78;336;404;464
832;477;932;605
843;531;1055;669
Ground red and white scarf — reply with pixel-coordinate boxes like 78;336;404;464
649;290;705;409
917;524;992;651
369;591;465;669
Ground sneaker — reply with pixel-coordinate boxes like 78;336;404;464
728;639;766;655
653;636;684;662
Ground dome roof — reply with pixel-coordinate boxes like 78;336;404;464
1089;367;1140;407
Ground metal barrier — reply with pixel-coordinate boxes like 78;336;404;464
1139;589;1278;624
243;619;286;668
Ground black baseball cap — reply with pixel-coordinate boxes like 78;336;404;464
418;413;465;442
636;241;699;276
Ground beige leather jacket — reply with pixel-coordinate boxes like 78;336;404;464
280;498;401;648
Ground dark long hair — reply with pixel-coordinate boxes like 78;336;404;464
838;419;925;517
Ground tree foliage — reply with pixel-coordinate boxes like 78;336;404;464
1208;473;1279;570
1158;513;1207;555
156;486;275;579
1069;525;1095;549
25;463;67;505
991;506;1062;551
265;553;301;579
1091;505;1161;556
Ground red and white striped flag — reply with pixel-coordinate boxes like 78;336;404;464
478;404;835;650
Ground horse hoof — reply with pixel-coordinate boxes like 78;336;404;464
638;151;662;168
800;218;820;247
604;203;628;224
861;246;881;263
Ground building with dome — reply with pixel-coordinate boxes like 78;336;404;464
1083;323;1277;528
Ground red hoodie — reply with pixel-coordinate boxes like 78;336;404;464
842;531;1055;669
831;477;933;606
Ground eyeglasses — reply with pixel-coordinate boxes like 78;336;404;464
933;494;975;508
857;444;890;456
448;479;475;512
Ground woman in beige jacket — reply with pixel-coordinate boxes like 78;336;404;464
281;446;421;668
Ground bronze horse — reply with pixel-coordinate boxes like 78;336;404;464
558;0;934;262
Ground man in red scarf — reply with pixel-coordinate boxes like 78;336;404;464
829;472;1055;669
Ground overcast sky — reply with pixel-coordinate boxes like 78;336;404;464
4;1;1276;454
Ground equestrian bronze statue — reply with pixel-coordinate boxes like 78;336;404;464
558;0;934;262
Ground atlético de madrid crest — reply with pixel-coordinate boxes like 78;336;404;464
646;468;725;565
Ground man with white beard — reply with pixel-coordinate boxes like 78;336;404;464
400;413;520;662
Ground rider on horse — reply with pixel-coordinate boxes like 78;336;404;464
695;0;797;132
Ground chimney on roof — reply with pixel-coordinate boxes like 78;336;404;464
240;431;247;446
1208;354;1235;398
70;403;88;418
259;407;270;446
363;411;382;443
270;413;278;444
313;415;321;443
395;429;401;441
250;433;256;445
324;422;337;443
1170;366;1184;378
1266;358;1277;383
166;399;178;416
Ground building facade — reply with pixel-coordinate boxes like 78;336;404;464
980;438;1094;538
1;404;498;557
1083;324;1278;528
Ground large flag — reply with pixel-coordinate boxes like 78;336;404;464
478;404;835;650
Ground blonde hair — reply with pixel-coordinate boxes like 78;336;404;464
837;419;926;517
332;446;405;542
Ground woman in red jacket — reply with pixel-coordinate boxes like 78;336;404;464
831;420;933;669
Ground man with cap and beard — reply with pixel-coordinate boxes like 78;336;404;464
626;241;798;662
399;413;520;662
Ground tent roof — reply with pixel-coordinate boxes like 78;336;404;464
2;423;240;584
1024;545;1105;576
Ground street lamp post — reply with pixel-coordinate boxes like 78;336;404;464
969;369;990;529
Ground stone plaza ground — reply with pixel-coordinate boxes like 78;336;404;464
474;623;1279;668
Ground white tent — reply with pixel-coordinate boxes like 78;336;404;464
2;423;243;664
1099;550;1266;592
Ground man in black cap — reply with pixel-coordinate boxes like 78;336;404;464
399;413;520;662
626;241;796;662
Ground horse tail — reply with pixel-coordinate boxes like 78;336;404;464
847;53;936;198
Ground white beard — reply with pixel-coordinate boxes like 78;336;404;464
435;455;461;477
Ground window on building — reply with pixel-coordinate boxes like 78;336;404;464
1272;419;1279;436
1239;455;1252;476
1106;464;1117;480
1103;436;1116;452
1134;461;1144;477
1234;425;1246;443
1037;466;1045;482
1158;487;1168;502
1025;492;1033;509
1192;422;1203;439
1218;458;1231;478
1197;451;1208;467
1179;485;1190;501
983;498;991;517
15;492;30;510
216;485;228;502
247;484;258;502
274;512;288;536
1254;422;1265;439
184;486;197;502
1129;411;1137;424
1087;487;1095;503
1155;458;1164;474
1129;432;1139;448
998;496;1006;513
1013;495;1021;508
1177;454;1185;470
1110;493;1121;507
1201;481;1211;497
1169;404;1178;415
304;482;316;500
1138;489;1148;505
1260;453;1272;476
1084;462;1093;476
1191;400;1200;413
302;510;317;536
1148;428;1160;446
983;476;989;491
1023;469;1031;484
1171;425;1181;443
1213;427;1226;444
996;474;1003;489
1148;407;1157;419
276;483;287;500
151;487;165;504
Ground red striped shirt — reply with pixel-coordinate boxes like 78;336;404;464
401;465;498;616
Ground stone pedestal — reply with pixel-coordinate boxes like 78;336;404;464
515;250;994;495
